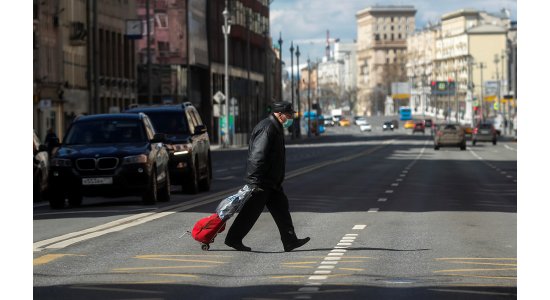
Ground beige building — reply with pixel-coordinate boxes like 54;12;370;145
433;9;510;123
356;5;416;116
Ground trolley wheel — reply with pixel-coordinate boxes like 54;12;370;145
201;243;210;251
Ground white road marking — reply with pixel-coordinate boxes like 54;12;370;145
308;276;328;280
391;183;399;186
378;198;387;202
352;225;367;230
396;178;403;182
385;190;394;193
320;261;338;265
345;233;358;236
330;249;347;253
314;270;332;274
318;265;335;269
328;253;344;256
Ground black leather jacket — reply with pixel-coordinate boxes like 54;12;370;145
246;114;286;190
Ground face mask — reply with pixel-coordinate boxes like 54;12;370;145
283;117;294;128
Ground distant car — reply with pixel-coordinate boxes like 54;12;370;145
424;119;433;128
382;121;394;131
463;126;473;139
412;122;425;134
434;124;466;150
472;123;497;145
359;122;372;132
333;115;342;125
354;116;368;126
404;120;415;129
339;118;351;127
48;113;171;208
126;103;212;194
323;115;335;127
34;130;49;202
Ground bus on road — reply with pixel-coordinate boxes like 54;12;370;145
399;107;412;121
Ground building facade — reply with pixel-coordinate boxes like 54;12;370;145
356;5;416;116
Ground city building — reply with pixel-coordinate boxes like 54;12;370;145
33;0;139;140
356;5;416;116
433;9;510;123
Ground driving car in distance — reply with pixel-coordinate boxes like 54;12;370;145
354;116;368;126
339;118;351;126
404;120;416;129
47;113;171;208
382;121;394;131
424;119;433;128
472;122;497;145
359;122;372;132
412;121;425;134
434;124;466;150
126;103;212;194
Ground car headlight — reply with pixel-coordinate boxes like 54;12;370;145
172;144;190;155
123;154;148;164
51;158;72;167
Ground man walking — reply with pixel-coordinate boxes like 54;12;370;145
225;101;310;252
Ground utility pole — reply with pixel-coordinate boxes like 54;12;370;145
479;62;486;122
146;0;152;106
307;57;311;138
494;54;501;118
290;41;295;139
277;32;283;102
455;69;459;123
296;45;301;138
222;1;231;147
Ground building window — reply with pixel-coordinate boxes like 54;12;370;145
374;34;380;41
155;13;168;28
383;34;387;40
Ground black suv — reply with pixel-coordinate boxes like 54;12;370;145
48;113;171;208
126;103;212;194
34;130;49;202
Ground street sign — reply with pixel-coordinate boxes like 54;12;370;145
213;91;225;104
39;99;52;111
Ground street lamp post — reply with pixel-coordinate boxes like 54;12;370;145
479;62;486;122
295;45;301;138
277;32;283;102
307;57;311;138
290;41;295;139
222;2;231;147
494;54;501;117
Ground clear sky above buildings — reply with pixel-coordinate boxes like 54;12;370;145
270;0;517;66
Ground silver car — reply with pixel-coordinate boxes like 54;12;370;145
434;124;466;150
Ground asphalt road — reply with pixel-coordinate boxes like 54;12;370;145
33;124;517;299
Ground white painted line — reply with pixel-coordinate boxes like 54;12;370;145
328;253;344;256
396;178;403;182
345;233;358;236
501;171;507;174
400;174;406;177
314;270;332;275
330;249;347;253
341;237;355;240
334;246;348;249
318;265;335;269
324;257;342;261
308;276;328;280
378;198;387;202
507;175;512;178
391;183;399;187
402;170;408;173
352;225;366;230
368;208;379;212
320;261;338;265
337;243;352;246
298;287;320;292
385;190;394;194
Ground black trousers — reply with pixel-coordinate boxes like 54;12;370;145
225;188;297;245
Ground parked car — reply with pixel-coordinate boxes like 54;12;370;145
472;122;497;145
412;122;425;134
404;120;416;129
47;113;171;208
354;116;368;126
126;103;212;193
382;121;394;131
359;122;372;132
339;118;351;126
34;130;49;202
434;124;466;150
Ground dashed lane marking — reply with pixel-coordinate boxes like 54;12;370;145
33;254;84;266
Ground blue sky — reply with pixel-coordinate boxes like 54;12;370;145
269;0;517;66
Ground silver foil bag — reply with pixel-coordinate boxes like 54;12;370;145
216;184;255;221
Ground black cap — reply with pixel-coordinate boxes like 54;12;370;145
271;101;295;114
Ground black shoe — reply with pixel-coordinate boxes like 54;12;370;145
284;237;310;252
224;239;252;252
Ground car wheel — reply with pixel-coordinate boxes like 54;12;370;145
158;167;171;202
434;146;439;150
185;158;199;194
199;157;211;192
68;192;82;207
142;168;158;204
49;189;65;209
460;144;466;151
